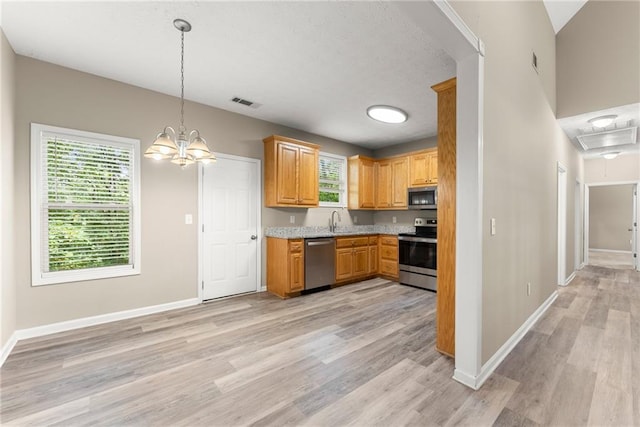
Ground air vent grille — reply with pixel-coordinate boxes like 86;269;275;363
576;126;638;151
231;97;262;109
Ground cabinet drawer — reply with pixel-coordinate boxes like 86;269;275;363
380;245;398;261
380;236;398;247
368;235;378;245
289;240;303;253
336;236;369;248
380;259;398;276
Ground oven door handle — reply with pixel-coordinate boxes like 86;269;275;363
398;236;437;244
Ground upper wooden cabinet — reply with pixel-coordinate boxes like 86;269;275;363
264;135;320;207
409;149;438;187
376;157;408;209
349;155;409;210
348;156;376;210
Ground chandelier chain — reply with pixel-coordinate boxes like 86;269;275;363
180;29;185;133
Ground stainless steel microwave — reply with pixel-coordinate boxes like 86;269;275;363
408;186;437;210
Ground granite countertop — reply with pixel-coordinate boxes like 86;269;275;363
264;225;415;239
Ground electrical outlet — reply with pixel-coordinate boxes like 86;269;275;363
527;282;531;296
289;215;295;224
392;216;397;224
490;218;496;236
353;216;358;224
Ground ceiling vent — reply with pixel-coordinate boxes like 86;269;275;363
576;126;638;151
231;97;261;109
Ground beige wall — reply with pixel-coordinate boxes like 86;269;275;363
1;30;17;350
584;154;640;184
556;0;640;118
372;136;438;158
13;56;383;329
451;1;584;364
589;184;633;251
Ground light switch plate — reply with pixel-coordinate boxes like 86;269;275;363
490;218;496;235
185;214;193;225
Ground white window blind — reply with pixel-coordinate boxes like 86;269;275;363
31;123;141;286
319;153;346;207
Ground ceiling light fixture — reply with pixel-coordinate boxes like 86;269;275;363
144;19;215;167
588;115;617;128
366;105;408;124
601;151;620;160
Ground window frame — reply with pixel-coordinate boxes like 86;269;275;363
30;123;141;286
318;152;347;208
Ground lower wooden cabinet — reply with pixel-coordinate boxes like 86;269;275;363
335;236;369;283
368;236;378;274
267;234;399;298
379;235;399;280
267;237;305;298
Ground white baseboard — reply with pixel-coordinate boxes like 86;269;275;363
0;332;19;367
0;298;199;367
589;248;632;254
453;290;558;390
564;271;576;286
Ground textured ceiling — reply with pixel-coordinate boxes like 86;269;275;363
1;1;456;149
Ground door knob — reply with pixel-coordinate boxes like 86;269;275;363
251;235;257;240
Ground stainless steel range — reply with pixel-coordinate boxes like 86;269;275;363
398;218;437;291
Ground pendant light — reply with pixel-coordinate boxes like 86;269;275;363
144;19;216;166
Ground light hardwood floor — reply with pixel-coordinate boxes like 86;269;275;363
589;249;636;270
1;268;639;426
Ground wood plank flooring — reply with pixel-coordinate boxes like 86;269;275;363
589;249;635;270
1;267;639;426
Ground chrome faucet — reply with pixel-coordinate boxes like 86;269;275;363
330;210;341;232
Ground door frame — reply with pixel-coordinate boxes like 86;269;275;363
574;179;583;271
584;180;640;271
197;153;263;302
557;162;568;286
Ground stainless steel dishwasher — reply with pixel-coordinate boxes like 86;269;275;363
304;238;335;290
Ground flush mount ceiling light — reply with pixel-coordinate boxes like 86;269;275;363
588;114;618;128
366;105;408;124
144;19;216;167
601;151;621;160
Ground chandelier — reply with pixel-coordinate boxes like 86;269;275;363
144;18;215;167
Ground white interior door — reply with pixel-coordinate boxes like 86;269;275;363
201;155;260;300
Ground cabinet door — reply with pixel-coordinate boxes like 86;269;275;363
427;151;438;184
335;248;353;281
353;247;368;277
298;146;319;206
360;159;376;208
277;143;300;204
409;151;438;186
391;157;408;208
368;245;378;274
289;251;304;292
376;160;392;208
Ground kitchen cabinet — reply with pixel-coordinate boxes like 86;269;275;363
335;236;369;282
379;235;399;280
348;156;376;209
376;157;408;209
266;237;305;298
263;135;319;207
432;77;456;357
368;236;378;274
409;149;438;187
